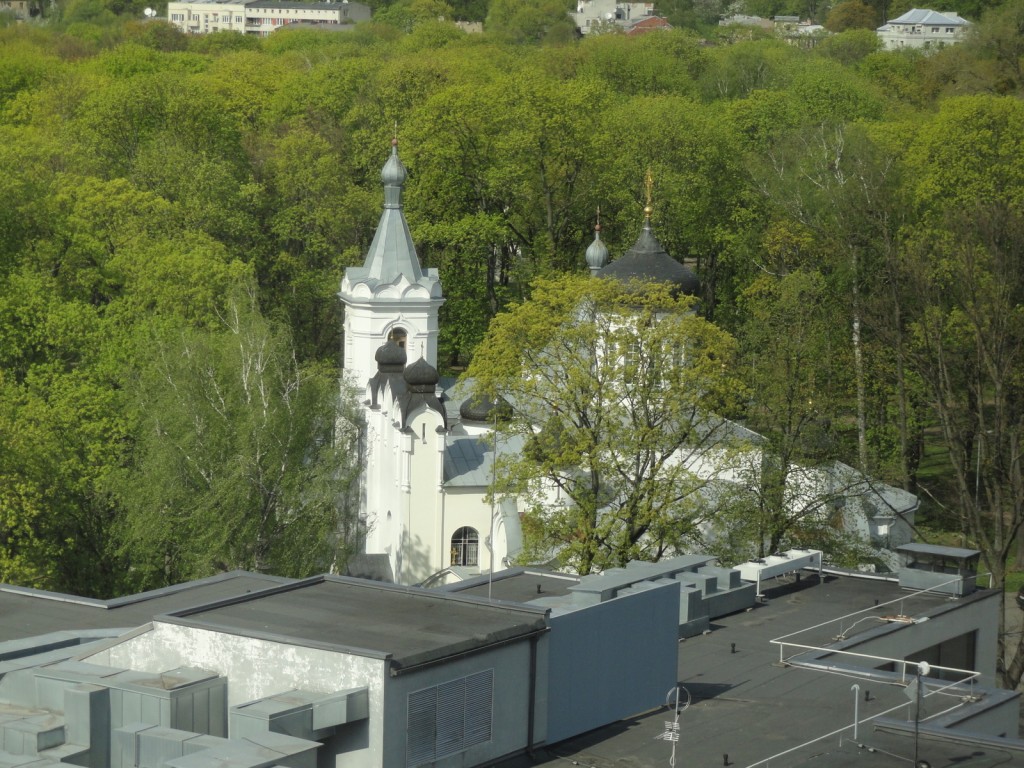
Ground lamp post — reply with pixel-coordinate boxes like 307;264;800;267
914;661;930;768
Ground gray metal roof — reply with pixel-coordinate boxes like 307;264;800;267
443;433;525;487
897;542;981;559
162;575;548;670
886;8;969;24
342;143;441;296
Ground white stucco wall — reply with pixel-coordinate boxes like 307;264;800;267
83;622;388;768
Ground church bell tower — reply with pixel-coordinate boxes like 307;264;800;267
339;139;444;393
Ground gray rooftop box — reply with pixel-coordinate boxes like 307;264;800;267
897;543;980;597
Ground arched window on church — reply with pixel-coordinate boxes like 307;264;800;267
388;327;407;349
450;527;479;567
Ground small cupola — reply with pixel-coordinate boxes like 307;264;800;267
375;339;407;373
403;357;440;393
585;209;609;276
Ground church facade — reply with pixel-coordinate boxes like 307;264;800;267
340;140;522;586
341;141;916;586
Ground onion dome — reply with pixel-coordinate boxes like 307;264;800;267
599;218;700;296
585;220;609;276
375;339;407;373
459;394;512;423
381;137;407;190
403;357;440;393
598;171;700;296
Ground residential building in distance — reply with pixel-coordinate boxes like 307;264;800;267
166;0;371;36
572;0;654;34
0;0;31;20
876;8;971;50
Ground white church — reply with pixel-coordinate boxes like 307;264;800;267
340;141;918;586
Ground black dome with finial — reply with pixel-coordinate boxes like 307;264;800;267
599;220;701;296
597;170;700;297
404;357;440;392
375;339;407;372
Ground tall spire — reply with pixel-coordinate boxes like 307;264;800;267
361;137;424;284
340;137;444;392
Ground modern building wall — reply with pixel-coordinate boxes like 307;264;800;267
544;580;679;744
382;637;547;768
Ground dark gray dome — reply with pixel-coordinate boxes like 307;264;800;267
598;221;700;296
459;394;512;423
375;340;407;372
403;357;439;392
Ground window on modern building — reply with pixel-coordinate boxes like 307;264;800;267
451;527;479;567
407;670;494;768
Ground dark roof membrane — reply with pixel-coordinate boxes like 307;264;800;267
598;221;700;296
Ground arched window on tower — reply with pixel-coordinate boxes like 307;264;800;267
388;327;407;349
450;527;479;567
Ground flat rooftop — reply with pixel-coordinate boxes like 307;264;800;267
443;568;581;603
0;572;293;643
163;575;548;669
499;572;1018;768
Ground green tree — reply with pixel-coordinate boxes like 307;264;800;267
825;0;878;32
715;269;866;563
112;287;362;588
466;274;744;575
485;0;575;44
901;96;1024;689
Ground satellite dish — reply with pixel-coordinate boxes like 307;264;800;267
144;6;156;16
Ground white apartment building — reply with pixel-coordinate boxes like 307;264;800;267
876;8;971;50
167;0;371;36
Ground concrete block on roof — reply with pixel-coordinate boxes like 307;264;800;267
0;754;52;768
312;689;367;730
679;571;718;596
138;726;202;768
38;742;90;764
112;723;152;768
1;714;65;756
705;582;757;619
64;683;110;768
701;565;742;590
182;735;230;756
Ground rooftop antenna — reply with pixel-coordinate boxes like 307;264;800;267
656;685;690;766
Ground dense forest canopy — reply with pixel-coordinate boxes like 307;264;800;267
1;0;1023;683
